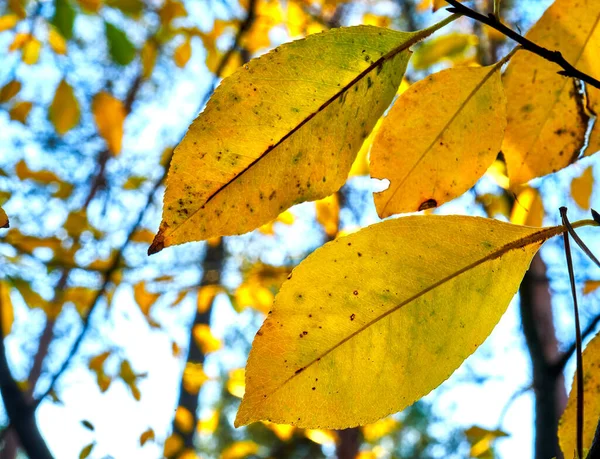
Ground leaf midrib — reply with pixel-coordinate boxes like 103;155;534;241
268;224;563;397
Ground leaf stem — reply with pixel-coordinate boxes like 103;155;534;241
561;207;584;459
417;13;461;39
444;0;600;90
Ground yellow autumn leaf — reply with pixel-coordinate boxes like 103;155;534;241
12;278;49;311
131;228;156;244
141;40;157;79
0;80;21;103
227;368;245;398
258;210;295;235
571;165;594;210
362;13;391;28
49;79;80;135
412;32;477;70
371;64;506;217
92;91;125;155
476;193;511;219
163;433;184;458
0;282;14;337
89;351;112;392
139;428;155;446
197;410;219;435
347;117;377;177
79;443;94;459
62;286;97;316
119;359;144;400
158;0;186;26
234;283;273;314
15;160;60;185
48;27;67;54
9;101;32;124
465;426;508;458
0;14;19;32
559;330;600;458
8;32;29;51
182;362;209;394
197;285;222;312
236;216;564;428
362;416;398;442
0;207;8;228
174;37;192;67
174;406;194;434
22;37;42;64
77;0;102;12
584;280;600;295
305;429;337;444
510;187;544;227
502;0;600;184
178;449;200;459
222;440;259;459
192;324;221;354
263;421;295;441
149;21;456;253
315;193;340;238
123;175;146;190
133;281;160;315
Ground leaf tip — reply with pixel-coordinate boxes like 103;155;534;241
147;232;165;255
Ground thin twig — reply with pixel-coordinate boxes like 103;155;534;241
562;213;600;269
444;0;600;90
561;206;584;459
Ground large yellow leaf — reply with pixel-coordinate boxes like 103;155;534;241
502;0;600;184
235;216;563;428
371;64;506;216
559;330;600;458
92;91;125;155
49;79;80;135
149;20;456;253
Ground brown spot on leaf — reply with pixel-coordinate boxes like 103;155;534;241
418;199;438;211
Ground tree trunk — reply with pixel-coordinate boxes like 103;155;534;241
0;323;53;458
168;240;224;458
520;255;567;459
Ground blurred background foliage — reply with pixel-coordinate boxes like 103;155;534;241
0;0;598;457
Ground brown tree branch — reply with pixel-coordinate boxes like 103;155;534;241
0;289;53;459
444;0;600;90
